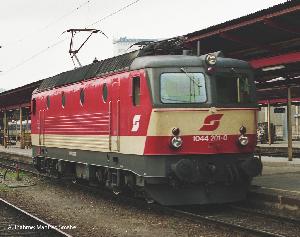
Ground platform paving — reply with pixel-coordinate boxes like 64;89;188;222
253;171;300;192
249;156;300;215
254;156;300;188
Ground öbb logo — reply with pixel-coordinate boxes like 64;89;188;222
199;114;224;131
131;115;141;132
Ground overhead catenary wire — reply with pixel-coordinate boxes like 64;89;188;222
3;0;93;48
3;0;143;74
4;37;68;74
88;0;141;27
41;0;93;32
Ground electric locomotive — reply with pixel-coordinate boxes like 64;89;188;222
31;47;262;205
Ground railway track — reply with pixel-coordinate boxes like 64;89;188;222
1;154;300;237
229;204;300;226
0;198;72;237
170;204;300;237
72;179;300;237
0;154;36;174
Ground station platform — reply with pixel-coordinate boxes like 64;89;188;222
249;156;300;216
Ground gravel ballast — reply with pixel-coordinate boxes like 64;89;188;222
0;171;250;237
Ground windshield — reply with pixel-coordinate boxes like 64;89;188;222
160;72;207;103
215;73;254;104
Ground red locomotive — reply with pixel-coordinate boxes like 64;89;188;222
31;44;262;205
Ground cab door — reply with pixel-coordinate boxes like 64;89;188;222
38;109;45;146
110;78;120;152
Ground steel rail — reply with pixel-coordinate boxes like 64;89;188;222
0;158;37;175
0;198;73;237
167;207;287;237
228;204;300;226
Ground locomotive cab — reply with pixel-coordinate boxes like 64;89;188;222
131;54;262;205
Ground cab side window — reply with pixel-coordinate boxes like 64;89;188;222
102;83;108;102
80;89;85;106
32;99;36;115
62;92;66;108
46;96;50;109
132;77;140;106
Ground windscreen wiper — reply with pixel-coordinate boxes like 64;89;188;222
180;67;202;87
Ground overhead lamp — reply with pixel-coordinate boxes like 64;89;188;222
205;54;217;66
262;65;285;72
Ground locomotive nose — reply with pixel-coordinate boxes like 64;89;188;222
171;159;198;183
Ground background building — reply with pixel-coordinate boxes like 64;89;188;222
113;37;157;56
258;105;300;141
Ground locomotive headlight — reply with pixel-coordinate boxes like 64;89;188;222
170;136;183;149
238;135;249;146
205;54;217;66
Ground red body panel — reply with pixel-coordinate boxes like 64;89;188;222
31;70;152;137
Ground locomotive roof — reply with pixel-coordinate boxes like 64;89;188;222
37;49;250;92
130;55;250;70
38;50;140;92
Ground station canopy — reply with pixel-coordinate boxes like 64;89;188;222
183;0;300;105
0;80;42;111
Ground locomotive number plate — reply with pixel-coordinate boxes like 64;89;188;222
193;135;228;142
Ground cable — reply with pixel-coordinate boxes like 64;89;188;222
3;0;93;47
88;0;141;27
3;0;143;74
43;0;93;31
4;37;68;74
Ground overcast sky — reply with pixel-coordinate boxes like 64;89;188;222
0;0;287;90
